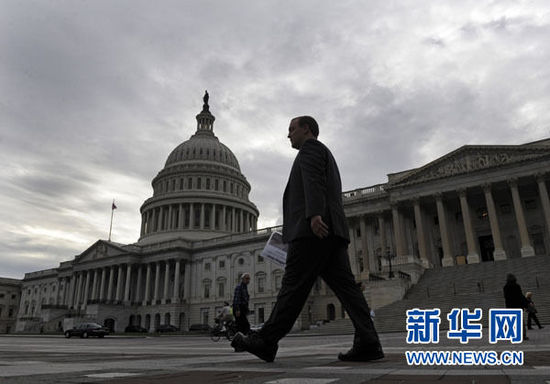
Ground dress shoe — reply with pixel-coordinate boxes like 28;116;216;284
338;345;384;362
231;332;278;362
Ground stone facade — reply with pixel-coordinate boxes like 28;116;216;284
12;95;550;333
344;139;550;285
0;277;22;333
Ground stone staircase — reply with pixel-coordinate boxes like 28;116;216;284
308;255;550;334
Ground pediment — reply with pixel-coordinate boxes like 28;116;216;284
75;240;129;264
390;144;550;187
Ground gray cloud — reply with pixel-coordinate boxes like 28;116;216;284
1;0;550;278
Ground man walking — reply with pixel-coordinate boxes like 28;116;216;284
232;116;383;362
233;273;251;335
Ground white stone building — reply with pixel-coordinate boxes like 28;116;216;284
0;277;21;333
14;95;550;333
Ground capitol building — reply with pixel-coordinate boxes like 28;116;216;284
11;94;550;334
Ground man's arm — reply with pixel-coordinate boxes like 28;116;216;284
299;140;329;238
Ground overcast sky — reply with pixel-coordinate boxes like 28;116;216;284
1;0;549;279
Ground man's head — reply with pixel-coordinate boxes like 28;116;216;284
241;273;250;285
288;115;319;149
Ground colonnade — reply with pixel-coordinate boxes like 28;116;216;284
349;175;550;274
140;203;257;236
56;260;189;310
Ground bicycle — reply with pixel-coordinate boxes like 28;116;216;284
210;320;237;342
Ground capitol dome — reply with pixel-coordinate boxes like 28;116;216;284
137;92;259;244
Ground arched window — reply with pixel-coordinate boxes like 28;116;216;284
202;279;212;299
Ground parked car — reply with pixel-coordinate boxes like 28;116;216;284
188;323;211;333
155;324;179;333
124;325;148;333
65;323;109;338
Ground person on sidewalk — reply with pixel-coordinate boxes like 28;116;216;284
233;273;251;335
525;292;544;330
503;273;530;340
231;115;383;363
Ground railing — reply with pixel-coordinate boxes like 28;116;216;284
397;271;411;281
342;184;386;199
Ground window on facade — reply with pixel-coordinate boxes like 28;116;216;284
223;180;227;192
219;260;225;269
356;228;361;238
206;178;211;190
197;177;202;189
238;258;244;265
11;294;16;299
257;254;264;263
230;183;234;194
215;179;219;191
205;263;211;271
25;304;29;314
204;284;210;298
218;282;224;297
180;178;184;190
0;293;4;298
188;178;193;189
257;274;265;293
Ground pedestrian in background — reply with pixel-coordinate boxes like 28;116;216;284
233;273;251;335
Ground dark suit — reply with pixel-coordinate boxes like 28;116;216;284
259;138;382;350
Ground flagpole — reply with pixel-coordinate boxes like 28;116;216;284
108;199;115;242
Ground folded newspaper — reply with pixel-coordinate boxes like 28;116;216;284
260;231;287;267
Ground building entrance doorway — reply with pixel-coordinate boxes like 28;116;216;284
478;235;494;262
327;304;335;321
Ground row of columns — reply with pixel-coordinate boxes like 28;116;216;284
57;260;187;310
353;175;550;273
141;203;257;236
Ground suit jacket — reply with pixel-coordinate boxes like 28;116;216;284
282;138;350;243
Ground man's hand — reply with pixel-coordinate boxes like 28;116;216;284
310;215;329;239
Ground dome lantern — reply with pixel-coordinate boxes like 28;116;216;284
195;90;215;136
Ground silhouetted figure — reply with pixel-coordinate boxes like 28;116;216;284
503;273;530;339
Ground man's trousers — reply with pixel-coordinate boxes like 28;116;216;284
259;235;382;349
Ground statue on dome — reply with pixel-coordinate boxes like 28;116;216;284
203;90;210;111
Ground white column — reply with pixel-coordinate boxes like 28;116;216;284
458;189;480;264
135;265;143;303
99;268;107;301
413;197;430;267
178;204;184;229
173;260;181;302
189;203;194;228
91;269;99;301
114;265;124;302
163;261;170;303
74;273;83;308
82;272;91;309
143;263;152;305
483;183;506;260
107;266;115;302
509;178;535;257
153;262;161;303
436;193;454;266
359;216;370;278
183;262;191;301
124;264;132;303
391;204;405;257
200;204;205;229
536;173;550;241
222;206;227;231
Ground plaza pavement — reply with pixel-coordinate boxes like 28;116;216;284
1;327;550;384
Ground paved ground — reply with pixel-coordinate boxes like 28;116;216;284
1;328;550;383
